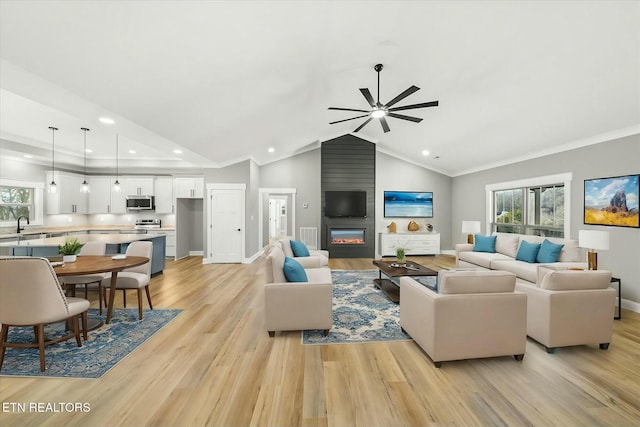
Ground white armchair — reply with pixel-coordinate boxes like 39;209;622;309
279;237;329;267
515;269;615;353
264;246;332;337
400;270;527;367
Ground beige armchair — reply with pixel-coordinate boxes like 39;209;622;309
264;246;332;337
279;237;329;267
100;241;153;320
515;269;615;353
400;270;526;367
0;257;90;372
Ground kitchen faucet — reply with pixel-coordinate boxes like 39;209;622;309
16;215;30;233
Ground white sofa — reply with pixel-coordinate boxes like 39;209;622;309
456;232;586;285
264;246;333;337
400;270;527;367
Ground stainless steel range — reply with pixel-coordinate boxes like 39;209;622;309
134;219;161;230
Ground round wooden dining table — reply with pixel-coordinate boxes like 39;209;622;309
53;255;149;324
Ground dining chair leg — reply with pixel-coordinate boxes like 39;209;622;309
145;286;153;310
72;315;82;347
81;311;88;341
0;324;9;371
37;324;45;372
98;285;103;315
122;289;127;308
137;289;143;320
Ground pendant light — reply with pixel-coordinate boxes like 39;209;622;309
113;133;121;192
48;126;58;193
80;127;90;193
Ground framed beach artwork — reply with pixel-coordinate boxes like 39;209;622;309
584;174;639;228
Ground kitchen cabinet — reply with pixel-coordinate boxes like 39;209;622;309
122;177;155;196
175;177;204;199
88;176;113;214
154;177;174;214
379;233;440;256
45;171;88;214
162;230;176;258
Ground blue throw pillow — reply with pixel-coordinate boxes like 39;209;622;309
283;257;308;282
536;239;564;263
290;239;310;257
473;235;497;253
516;241;541;263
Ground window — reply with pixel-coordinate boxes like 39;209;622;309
0;179;44;227
487;174;571;238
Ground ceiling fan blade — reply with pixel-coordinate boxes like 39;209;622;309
353;117;373;132
384;85;420;108
328;107;370;113
329;114;370;125
387;112;423;123
388;100;439;112
359;88;376;108
379;116;391;133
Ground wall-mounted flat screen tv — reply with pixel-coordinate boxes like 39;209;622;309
325;191;367;217
584;174;639;228
384;191;433;218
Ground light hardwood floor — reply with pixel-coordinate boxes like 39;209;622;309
1;255;639;426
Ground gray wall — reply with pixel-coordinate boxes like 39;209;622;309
259;149;322;240
376;152;453;252
451;135;640;304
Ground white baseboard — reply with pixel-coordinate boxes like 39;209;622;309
621;298;640;314
440;249;456;256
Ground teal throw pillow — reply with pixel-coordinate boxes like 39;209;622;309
473;235;497;253
516;241;541;263
283;257;308;282
536;239;564;263
290;239;310;257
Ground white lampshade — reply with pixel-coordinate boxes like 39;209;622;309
461;220;481;234
578;230;610;251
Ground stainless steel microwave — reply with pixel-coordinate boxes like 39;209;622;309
126;195;155;210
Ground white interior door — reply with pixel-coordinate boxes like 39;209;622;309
210;188;243;263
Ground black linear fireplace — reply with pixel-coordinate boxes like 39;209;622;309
330;229;365;245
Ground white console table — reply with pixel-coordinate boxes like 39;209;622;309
379;232;440;256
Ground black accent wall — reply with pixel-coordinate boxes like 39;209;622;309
321;135;375;258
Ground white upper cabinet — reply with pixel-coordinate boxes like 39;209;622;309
45;171;88;214
122;176;155;196
87;176;113;214
154;177;174;214
175;177;204;199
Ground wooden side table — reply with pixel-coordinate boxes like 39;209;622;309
611;277;621;320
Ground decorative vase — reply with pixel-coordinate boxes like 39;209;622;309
62;255;77;263
388;221;397;233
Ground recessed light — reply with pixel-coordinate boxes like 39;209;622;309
128;150;136;154
85;149;93;153
268;147;275;153
422;150;430;156
23;154;33;159
173;149;182;154
99;117;115;124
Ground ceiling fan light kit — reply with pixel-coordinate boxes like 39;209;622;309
328;63;438;133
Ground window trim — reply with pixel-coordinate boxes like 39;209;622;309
0;179;45;227
486;173;572;237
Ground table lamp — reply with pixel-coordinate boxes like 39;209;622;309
462;220;481;244
578;230;610;270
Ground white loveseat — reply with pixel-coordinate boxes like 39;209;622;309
264;246;333;337
456;232;586;285
279;237;329;267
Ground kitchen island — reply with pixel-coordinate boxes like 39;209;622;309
0;233;166;275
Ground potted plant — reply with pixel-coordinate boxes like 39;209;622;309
58;237;84;263
395;246;406;266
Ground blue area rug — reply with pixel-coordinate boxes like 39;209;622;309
0;308;182;378
303;270;435;345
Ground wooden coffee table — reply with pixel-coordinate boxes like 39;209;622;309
372;259;438;303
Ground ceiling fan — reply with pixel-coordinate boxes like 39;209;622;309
328;63;438;133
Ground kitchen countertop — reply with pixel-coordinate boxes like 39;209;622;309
0;233;166;247
0;225;175;240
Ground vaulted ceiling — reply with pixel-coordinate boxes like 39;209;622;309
1;1;638;177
